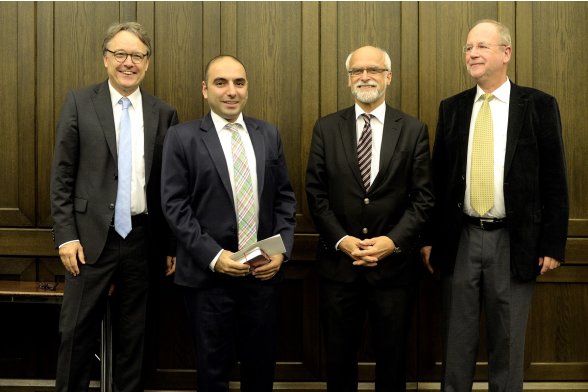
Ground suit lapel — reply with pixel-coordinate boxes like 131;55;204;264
201;114;234;204
457;88;477;173
142;90;157;184
504;83;527;177
92;81;117;161
244;117;266;197
372;105;401;190
338;107;364;189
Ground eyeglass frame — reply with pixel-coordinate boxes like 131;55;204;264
347;67;390;77
104;48;149;64
463;42;508;54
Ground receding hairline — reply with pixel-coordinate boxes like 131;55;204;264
470;19;512;46
345;46;392;72
204;55;247;83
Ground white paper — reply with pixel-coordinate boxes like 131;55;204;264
230;234;286;261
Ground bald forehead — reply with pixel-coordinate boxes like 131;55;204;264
349;46;386;67
206;57;247;82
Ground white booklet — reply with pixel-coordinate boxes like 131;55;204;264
230;234;286;266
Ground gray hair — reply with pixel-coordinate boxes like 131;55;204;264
345;46;392;71
102;22;152;57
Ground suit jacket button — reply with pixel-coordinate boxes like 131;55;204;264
362;227;368;234
457;202;462;208
109;203;115;209
363;198;370;205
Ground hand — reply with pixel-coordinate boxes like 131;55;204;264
352;236;395;267
338;236;363;261
165;256;176;276
214;250;250;277
58;241;86;276
252;253;284;281
421;246;434;274
539;256;561;275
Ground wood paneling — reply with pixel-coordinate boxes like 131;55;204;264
0;1;587;389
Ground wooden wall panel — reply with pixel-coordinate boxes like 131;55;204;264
0;1;587;390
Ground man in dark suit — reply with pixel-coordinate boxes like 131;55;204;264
305;45;434;391
161;55;296;392
50;22;179;391
421;20;568;391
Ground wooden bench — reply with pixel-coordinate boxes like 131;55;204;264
0;280;112;392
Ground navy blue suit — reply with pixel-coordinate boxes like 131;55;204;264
161;112;296;391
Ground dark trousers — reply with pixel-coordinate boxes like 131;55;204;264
320;277;415;392
442;224;534;392
183;279;279;392
56;224;149;392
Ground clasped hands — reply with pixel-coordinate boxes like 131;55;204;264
214;250;283;280
339;235;396;267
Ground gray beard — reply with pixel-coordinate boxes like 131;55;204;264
352;87;382;104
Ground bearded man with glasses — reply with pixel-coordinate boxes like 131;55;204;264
306;45;434;391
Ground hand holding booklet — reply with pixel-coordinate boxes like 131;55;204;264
230;234;286;268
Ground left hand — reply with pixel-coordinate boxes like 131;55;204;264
165;256;176;276
539;256;561;275
351;236;395;267
251;253;284;280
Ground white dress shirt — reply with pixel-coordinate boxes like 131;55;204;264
209;110;260;270
108;81;147;216
464;79;510;219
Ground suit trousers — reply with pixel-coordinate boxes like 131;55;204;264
183;279;279;392
320;276;416;392
441;223;534;392
56;224;149;392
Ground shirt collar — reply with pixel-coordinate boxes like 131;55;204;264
355;101;386;124
210;110;246;134
108;80;142;109
476;78;511;104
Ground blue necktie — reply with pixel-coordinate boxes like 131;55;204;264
115;97;132;238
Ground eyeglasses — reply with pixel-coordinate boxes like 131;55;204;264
348;67;389;77
105;49;148;64
463;43;508;54
39;282;58;291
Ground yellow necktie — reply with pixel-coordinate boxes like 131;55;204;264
470;93;495;216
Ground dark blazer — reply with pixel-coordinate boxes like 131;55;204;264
428;82;568;281
306;104;434;285
161;113;296;288
51;80;179;262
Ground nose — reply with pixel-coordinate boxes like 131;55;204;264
226;82;237;95
122;54;134;66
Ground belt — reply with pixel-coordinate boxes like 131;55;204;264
464;214;507;230
110;213;149;227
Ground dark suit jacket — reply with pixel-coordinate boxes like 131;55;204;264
51;80;179;262
428;82;568;281
305;104;434;286
161;113;296;288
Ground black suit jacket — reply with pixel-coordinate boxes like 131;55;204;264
428;82;568;281
51;80;179;262
306;105;434;285
161;113;296;288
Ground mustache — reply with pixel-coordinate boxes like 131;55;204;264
353;81;378;88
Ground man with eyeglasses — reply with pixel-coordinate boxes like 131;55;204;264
421;19;568;391
51;22;179;391
306;45;434;391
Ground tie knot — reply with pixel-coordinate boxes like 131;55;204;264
226;122;241;132
481;93;495;103
361;113;373;123
119;97;131;110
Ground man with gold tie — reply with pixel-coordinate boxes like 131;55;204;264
421;20;568;391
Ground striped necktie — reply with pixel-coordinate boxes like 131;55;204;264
358;113;373;191
470;93;495;216
227;123;257;249
114;97;132;238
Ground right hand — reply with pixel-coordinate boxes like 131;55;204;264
214;250;250;277
420;246;433;274
338;236;363;262
59;241;86;276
